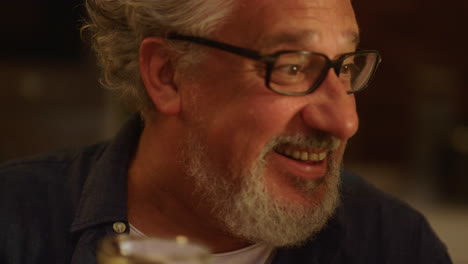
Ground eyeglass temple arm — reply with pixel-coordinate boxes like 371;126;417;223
167;33;263;61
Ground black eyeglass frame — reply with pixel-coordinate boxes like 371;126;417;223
167;33;382;96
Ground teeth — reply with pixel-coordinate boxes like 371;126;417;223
292;151;301;159
276;147;327;162
319;152;326;160
310;153;319;161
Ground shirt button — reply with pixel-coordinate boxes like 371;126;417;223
112;222;127;233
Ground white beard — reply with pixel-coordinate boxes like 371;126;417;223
180;131;343;247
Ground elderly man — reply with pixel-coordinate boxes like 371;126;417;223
0;0;451;263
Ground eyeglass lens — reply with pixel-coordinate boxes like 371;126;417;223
268;52;379;95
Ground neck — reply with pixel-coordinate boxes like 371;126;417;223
126;113;252;253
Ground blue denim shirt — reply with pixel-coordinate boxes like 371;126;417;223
0;115;451;263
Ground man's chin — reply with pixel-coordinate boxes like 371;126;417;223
217;162;342;247
261;148;341;209
182;130;344;247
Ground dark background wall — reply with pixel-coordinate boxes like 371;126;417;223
0;1;113;161
350;0;467;203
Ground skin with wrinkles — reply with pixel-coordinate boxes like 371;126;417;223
128;0;360;253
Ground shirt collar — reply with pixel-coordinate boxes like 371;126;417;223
71;114;142;232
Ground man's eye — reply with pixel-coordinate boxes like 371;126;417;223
276;64;304;76
341;63;359;76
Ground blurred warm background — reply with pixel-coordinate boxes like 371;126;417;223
0;1;467;262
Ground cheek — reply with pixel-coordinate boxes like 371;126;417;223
219;100;299;168
181;59;301;167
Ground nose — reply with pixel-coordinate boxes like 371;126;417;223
301;70;359;140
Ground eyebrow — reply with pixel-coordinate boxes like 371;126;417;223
260;30;360;51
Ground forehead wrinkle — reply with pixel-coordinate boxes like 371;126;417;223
252;2;359;51
260;29;360;52
260;31;320;51
228;0;359;53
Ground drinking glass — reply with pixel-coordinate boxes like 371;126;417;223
97;235;212;264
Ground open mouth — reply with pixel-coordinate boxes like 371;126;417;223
274;145;327;165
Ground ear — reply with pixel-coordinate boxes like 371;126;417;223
139;37;181;115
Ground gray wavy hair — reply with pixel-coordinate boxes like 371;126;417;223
82;0;236;112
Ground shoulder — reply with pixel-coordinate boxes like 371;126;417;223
0;143;110;263
336;171;451;263
0;143;108;229
340;170;420;219
0;143;107;195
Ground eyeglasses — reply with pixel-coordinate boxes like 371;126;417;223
168;33;382;96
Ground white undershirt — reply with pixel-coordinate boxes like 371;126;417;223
211;242;275;264
129;224;275;264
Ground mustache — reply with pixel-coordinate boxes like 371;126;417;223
268;133;341;152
